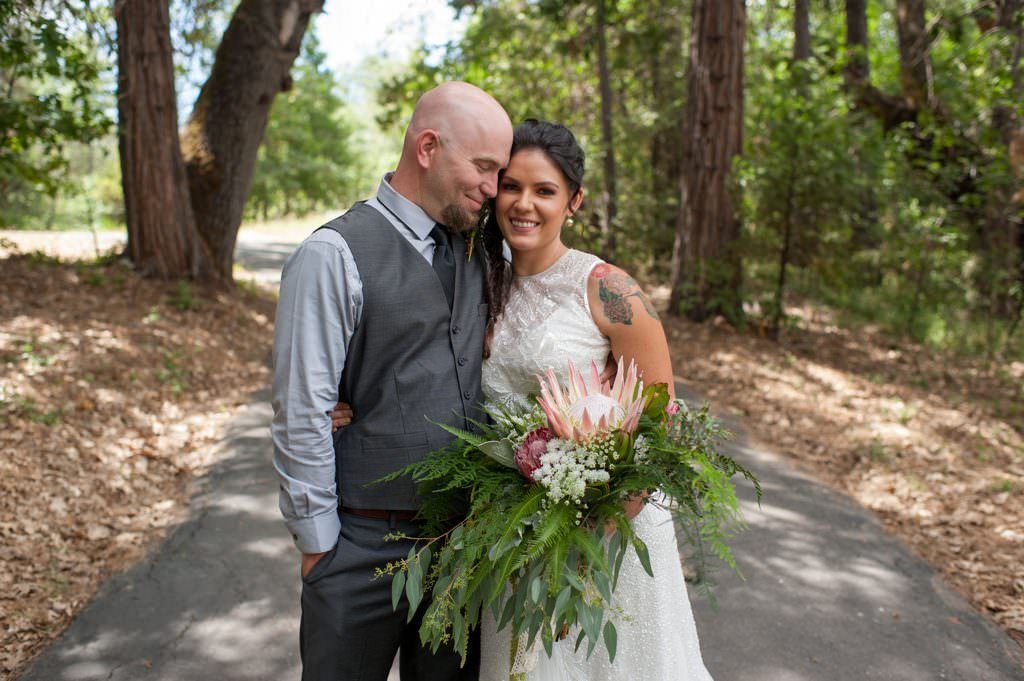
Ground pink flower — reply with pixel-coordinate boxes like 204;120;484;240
537;358;648;442
516;427;554;479
665;401;681;416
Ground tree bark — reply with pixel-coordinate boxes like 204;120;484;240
794;0;812;62
595;0;618;260
844;0;869;82
843;0;917;129
181;0;323;280
896;0;934;111
668;0;746;323
116;0;212;279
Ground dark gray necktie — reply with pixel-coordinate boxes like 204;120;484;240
430;224;455;310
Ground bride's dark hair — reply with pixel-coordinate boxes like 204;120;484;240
481;118;586;358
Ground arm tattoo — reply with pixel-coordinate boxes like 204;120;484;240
594;268;660;325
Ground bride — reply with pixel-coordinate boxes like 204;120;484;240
475;119;713;681
332;119;714;680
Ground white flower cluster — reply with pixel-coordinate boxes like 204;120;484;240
486;403;548;444
532;438;611;505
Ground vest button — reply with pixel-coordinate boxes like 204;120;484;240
463;390;472;400
457;356;467;366
452;325;461;335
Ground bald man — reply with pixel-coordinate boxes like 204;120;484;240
271;82;513;680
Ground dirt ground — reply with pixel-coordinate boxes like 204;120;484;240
659;301;1024;650
1;235;1021;678
0;242;276;678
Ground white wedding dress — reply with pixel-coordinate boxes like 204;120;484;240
479;249;714;681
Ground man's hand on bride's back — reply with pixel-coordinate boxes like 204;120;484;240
330;402;353;430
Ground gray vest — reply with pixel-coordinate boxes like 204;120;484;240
319;203;487;509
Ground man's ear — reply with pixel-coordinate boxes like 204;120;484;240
416;129;441;168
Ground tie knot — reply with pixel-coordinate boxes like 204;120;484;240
430;223;449;244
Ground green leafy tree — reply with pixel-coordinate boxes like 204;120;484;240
0;1;111;226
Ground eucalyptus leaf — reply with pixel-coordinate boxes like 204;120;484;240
603;620;618;662
478;438;517;468
391;570;406;611
633;537;654;578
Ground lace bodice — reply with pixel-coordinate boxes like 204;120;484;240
482;249;607;410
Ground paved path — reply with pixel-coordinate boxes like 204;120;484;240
15;232;1024;681
0;227;310;289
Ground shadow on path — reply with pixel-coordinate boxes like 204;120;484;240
18;387;1023;680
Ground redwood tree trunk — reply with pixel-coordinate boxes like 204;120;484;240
668;0;746;322
595;0;618;260
181;0;323;280
116;0;211;279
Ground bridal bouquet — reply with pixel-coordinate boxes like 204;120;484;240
376;359;759;669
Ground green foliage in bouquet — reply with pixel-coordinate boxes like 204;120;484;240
375;366;760;667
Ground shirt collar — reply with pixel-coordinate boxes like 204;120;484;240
375;172;437;240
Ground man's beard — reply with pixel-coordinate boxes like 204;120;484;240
441;203;478;233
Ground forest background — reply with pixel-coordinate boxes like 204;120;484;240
3;0;1023;354
1;0;1023;677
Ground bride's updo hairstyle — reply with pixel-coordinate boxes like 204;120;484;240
481;118;586;358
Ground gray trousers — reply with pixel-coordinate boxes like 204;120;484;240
300;510;480;681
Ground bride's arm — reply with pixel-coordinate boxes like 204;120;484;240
587;263;674;522
586;263;675;399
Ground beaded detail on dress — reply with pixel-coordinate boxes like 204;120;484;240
478;248;715;681
482;249;608;411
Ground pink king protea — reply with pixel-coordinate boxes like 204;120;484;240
536;357;648;442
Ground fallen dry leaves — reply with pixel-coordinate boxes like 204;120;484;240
2;238;1021;677
0;247;275;679
662;304;1024;651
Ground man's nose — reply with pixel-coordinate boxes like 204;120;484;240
481;171;500;198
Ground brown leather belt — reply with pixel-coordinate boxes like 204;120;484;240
339;506;419;522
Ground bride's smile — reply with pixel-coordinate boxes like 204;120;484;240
495;147;583;276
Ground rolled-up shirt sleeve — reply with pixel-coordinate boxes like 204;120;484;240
271;231;361;553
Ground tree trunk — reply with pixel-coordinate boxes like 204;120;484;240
843;0;883;258
116;0;212;279
595;0;618;260
668;0;746;323
773;0;813;339
896;0;931;111
794;0;812;62
648;0;684;260
844;0;869;82
983;0;1024;321
181;0;323;280
843;0;916;129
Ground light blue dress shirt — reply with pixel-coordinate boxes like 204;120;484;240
271;174;441;553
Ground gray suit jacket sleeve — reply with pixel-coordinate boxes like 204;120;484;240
271;230;362;553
